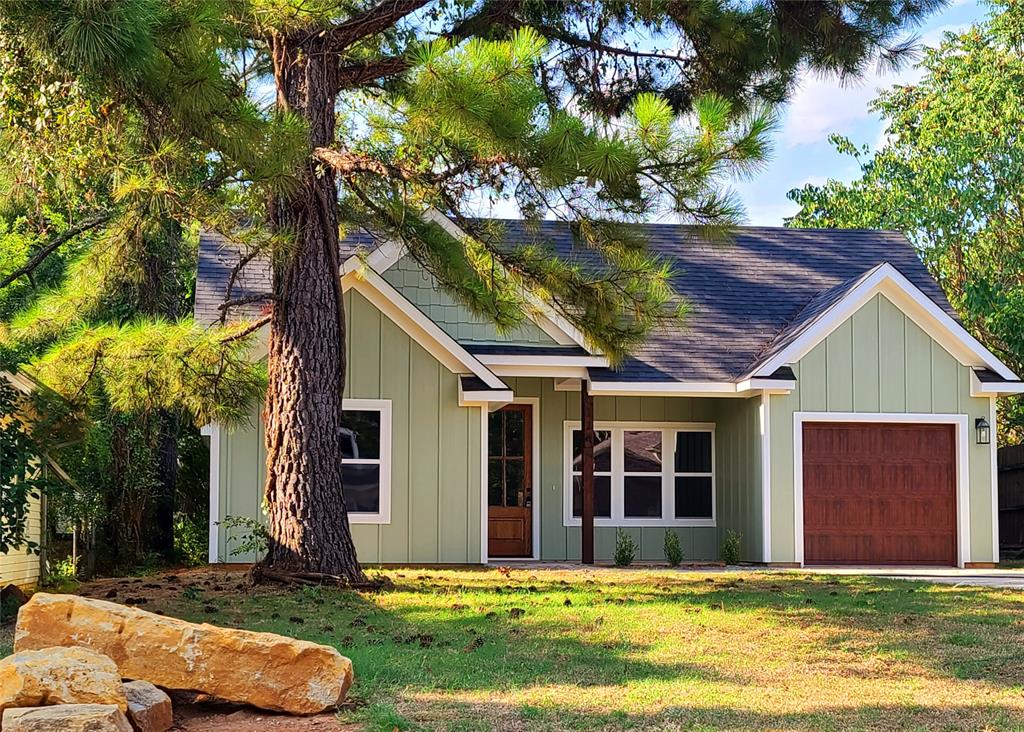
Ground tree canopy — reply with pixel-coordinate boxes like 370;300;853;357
788;0;1024;439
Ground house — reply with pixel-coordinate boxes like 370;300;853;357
0;371;44;589
195;217;1024;568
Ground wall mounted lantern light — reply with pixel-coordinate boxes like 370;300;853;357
975;417;991;445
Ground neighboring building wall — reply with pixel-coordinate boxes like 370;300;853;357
507;377;763;562
382;256;556;345
715;396;763;562
769;293;997;564
0;493;42;589
214;288;483;564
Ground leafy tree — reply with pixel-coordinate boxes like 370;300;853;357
788;1;1024;440
0;0;943;583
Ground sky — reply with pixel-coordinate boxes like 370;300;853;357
736;0;990;226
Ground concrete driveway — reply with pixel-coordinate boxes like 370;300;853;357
797;567;1024;590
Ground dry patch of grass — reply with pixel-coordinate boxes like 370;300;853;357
75;567;1024;731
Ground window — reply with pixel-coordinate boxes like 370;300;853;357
564;422;714;526
341;399;391;523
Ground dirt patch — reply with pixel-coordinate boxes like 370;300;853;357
77;566;257;608
169;693;356;731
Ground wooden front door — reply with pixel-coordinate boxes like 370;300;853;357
802;422;957;566
488;404;532;558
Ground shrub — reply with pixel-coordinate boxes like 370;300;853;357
219;515;268;559
664;530;684;567
721;530;742;565
614;529;637;567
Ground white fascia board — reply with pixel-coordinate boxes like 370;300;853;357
970;370;1024;397
588;381;743;397
476;353;610;368
736;378;796;393
487;364;591;379
753;263;1018;381
458;387;514;407
342;267;507;390
340;236;405;276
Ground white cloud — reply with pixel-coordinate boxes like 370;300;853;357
782;22;969;148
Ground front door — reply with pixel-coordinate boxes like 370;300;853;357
488;404;532;558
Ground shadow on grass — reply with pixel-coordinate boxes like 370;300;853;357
151;568;1024;716
368;698;1024;732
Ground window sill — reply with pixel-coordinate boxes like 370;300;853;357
348;513;391;525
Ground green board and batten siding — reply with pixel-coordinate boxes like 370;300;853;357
768;293;997;564
215;288;482;564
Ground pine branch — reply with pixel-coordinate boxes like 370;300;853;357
336;56;413;89
0;212;113;290
324;0;431;54
219;315;271;344
314;147;420;181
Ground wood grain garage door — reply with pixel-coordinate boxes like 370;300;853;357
802;422;957;566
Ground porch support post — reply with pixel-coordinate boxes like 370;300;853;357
581;377;595;565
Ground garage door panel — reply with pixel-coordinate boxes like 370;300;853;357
803;422;956;566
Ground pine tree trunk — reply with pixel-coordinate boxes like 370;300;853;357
259;33;364;583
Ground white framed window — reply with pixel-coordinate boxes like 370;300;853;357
563;421;715;527
342;399;392;524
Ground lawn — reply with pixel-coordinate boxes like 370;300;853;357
40;568;1024;729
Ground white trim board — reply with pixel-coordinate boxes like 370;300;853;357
792;412;971;568
760;393;772;564
970;369;1024;397
205;423;222;563
753;263;1018;381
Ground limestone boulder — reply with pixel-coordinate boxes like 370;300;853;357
15;593;353;715
2;704;133;732
123;681;172;732
0;646;127;714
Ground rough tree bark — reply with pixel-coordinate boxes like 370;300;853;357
259;32;364;583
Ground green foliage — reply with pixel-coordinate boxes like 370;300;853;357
721;530;742;566
0;379;46;555
613;528;637;567
664;530;684;567
788;1;1024;439
220;514;268;559
43;554;79;589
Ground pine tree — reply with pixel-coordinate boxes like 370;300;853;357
0;0;943;583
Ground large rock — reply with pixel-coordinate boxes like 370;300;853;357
123;681;172;732
2;704;133;732
0;646;127;713
14;593;353;715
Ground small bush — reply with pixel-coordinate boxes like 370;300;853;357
664;530;684;567
614;529;637;567
219;515;269;559
721;530;742;565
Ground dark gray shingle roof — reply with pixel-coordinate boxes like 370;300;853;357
195;222;955;383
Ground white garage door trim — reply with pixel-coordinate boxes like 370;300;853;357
793;412;970;568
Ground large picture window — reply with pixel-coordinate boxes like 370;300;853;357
341;399;392;524
564;422;714;527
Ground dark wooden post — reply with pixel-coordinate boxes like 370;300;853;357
581;378;595;564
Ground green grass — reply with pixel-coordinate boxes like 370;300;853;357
98;568;1024;730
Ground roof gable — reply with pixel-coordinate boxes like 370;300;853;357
747;262;1017;381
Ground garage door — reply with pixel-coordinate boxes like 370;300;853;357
802;422;957;566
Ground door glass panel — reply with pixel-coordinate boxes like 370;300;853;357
505;410;525;457
675;432;712;473
342;464;380;512
488;412;503;457
675;476;713;518
572;475;612;518
624;475;662;517
488;458;504;506
505;459;525;506
572;430;612;472
340;411;381;459
623;431;661;472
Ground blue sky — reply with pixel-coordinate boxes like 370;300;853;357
737;0;989;226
